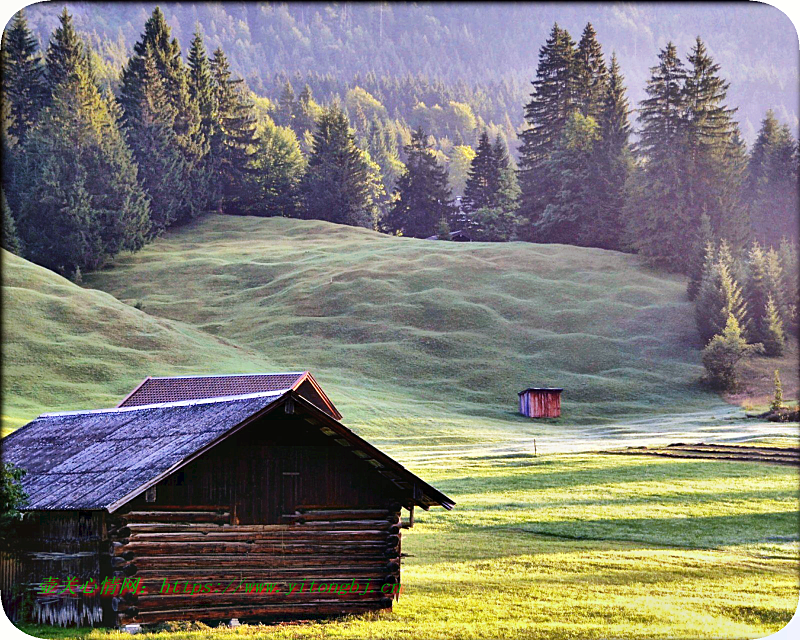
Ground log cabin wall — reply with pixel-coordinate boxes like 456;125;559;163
1;511;107;626
108;413;405;625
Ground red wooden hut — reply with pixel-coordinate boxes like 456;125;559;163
518;387;562;418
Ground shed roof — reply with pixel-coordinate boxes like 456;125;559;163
118;372;341;419
2;391;453;513
518;387;563;395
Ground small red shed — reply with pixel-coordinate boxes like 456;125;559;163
518;387;562;418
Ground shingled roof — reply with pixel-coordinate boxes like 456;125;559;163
117;372;342;419
2;391;454;513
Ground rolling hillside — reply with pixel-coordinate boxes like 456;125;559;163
0;249;275;435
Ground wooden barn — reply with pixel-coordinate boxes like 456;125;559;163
518;387;562;418
0;374;453;628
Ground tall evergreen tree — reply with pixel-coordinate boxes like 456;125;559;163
683;37;748;251
585;52;631;250
209;48;258;213
119;7;209;222
1;190;21;255
746;111;799;246
386;127;454;238
1;9;46;144
188;30;215;148
518;24;577;233
575;23;607;120
15;10;149;275
695;241;749;343
492;135;521;213
301;104;372;227
777;238;799;333
761;294;785;356
625;42;690;270
462;131;501;213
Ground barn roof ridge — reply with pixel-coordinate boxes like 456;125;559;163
145;371;308;380
39;390;287;418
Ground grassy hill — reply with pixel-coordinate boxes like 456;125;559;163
4;215;741;444
44;214;736;445
1;249;275;435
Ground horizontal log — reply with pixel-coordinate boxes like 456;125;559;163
119;600;391;625
115;541;394;557
131;589;391;609
129;567;391;582
121;554;395;570
123;520;399;534
283;510;392;522
127;530;390;543
120;511;230;524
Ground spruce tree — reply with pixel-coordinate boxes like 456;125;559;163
683;38;748;251
745;242;770;337
625;42;690;270
493;135;521;214
277;81;295;129
746;111;799;247
210;48;258;213
1;190;21;255
695;241;749;343
761;295;785;356
586;52;631;250
771;370;783;411
462;131;501;214
16;9;149;275
301;104;372;227
701;314;758;392
686;215;713;300
575;23;607;120
518;24;577;233
386;127;454;238
777;239;799;332
119;7;209;222
188;30;215;149
1;9;46;144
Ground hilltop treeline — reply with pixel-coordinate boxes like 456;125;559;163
1;9;798;360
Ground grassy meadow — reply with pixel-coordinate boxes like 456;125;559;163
14;452;799;640
3;216;798;638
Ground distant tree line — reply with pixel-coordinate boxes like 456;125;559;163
2;10;798;382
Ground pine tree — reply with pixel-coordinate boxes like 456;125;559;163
188;30;215;148
1;190;21;255
210;48;258;213
462;131;501;213
777;239;799;333
493;135;521;213
518;24;577;233
683;38;748;251
301;104;372;227
586;52;631;250
15;9;150;275
386;127;454;238
701;314;759;392
686;215;713;300
745;242;770;337
119;7;209;222
277;81;295;129
625;42;690;270
1;9;46;144
126;48;191;234
746;111;799;247
761;295;785;356
575;23;607;120
695;241;749;344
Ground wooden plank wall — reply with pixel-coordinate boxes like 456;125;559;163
109;505;401;625
1;511;106;626
520;391;561;418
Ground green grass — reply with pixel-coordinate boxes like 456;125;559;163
24;213;733;440
14;452;799;640
0;249;275;435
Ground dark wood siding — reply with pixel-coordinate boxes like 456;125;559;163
0;511;108;626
